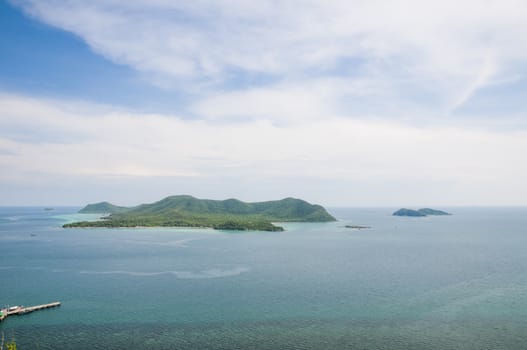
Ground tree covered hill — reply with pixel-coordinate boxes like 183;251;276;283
393;208;451;217
66;195;336;231
79;201;128;214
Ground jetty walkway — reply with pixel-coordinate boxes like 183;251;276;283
0;302;60;322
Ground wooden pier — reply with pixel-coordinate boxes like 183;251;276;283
0;302;60;322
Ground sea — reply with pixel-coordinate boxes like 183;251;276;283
1;206;527;349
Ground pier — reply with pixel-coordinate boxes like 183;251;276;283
0;302;60;322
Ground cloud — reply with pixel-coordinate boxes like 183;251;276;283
11;0;527;117
450;57;497;112
2;1;527;206
191;77;388;123
1;93;526;205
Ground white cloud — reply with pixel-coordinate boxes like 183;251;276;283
4;1;527;204
1;93;526;205
191;78;388;123
12;0;527;117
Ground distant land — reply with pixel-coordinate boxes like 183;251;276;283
393;208;451;217
79;202;128;214
344;225;371;230
65;195;336;231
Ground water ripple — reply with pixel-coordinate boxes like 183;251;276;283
78;267;249;279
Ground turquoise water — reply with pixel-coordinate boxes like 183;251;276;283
1;207;527;349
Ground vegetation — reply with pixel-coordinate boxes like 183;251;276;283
393;208;451;217
64;195;336;231
393;208;426;217
417;208;451;216
78;201;128;213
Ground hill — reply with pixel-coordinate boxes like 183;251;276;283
65;195;336;231
78;201;128;214
393;208;451;217
393;208;426;217
417;208;451;216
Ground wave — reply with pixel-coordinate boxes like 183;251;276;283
78;267;249;279
0;266;47;271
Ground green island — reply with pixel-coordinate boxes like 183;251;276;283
392;208;451;217
64;195;336;231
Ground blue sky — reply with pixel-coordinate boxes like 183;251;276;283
1;0;527;206
0;1;189;112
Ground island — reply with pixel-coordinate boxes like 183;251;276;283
64;195;336;231
78;202;127;214
344;225;371;229
393;208;451;217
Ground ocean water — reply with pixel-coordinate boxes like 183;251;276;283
1;206;527;349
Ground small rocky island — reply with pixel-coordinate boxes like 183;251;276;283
345;225;371;230
65;195;336;231
393;208;451;217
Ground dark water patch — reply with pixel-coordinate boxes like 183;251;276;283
3;319;527;350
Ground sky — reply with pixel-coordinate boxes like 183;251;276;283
1;0;527;207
